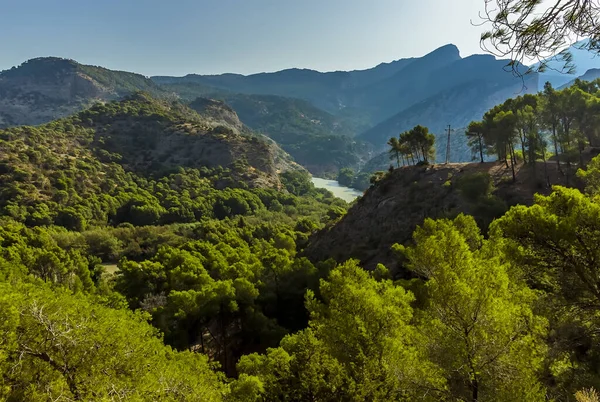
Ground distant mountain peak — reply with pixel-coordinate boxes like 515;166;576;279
20;56;77;65
0;58;169;128
428;44;461;58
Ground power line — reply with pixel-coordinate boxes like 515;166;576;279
445;125;452;164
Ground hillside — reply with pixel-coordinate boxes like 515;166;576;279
159;80;374;174
347;44;462;121
0;57;171;127
304;160;579;273
151;45;461;120
0;93;306;228
153;45;540;165
560;68;600;89
153;69;353;115
187;93;373;176
536;39;600;90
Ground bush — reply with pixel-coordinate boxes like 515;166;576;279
456;172;493;202
337;168;355;187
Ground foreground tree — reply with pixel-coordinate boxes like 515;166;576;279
493;187;600;308
231;260;446;401
480;0;600;73
490;161;600;396
0;281;225;401
395;215;548;401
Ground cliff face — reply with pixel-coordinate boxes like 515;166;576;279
304;160;575;275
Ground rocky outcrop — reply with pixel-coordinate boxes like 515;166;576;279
304;161;574;275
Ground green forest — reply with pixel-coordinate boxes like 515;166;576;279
2;82;600;401
465;80;600;181
5;0;600;398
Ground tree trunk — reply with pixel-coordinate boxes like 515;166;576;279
478;135;484;163
540;133;550;187
471;378;479;402
219;306;229;375
565;122;571;186
552;124;563;174
509;142;516;182
519;129;527;164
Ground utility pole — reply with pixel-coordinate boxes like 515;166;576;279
445;125;452;164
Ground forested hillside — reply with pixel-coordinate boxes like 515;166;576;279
0;92;310;228
158;79;373;175
3;72;600;400
0;57;171;127
0;93;352;399
187;94;372;176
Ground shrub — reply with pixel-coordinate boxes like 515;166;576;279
456;172;493;202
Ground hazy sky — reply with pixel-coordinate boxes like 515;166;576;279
1;0;486;76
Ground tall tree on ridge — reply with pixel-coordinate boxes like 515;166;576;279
466;120;487;163
387;137;401;168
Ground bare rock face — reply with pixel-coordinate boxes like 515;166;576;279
189;98;245;132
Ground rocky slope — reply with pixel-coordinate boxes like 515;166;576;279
304;160;577;275
188;93;373;176
0;57;170;127
0;92;301;193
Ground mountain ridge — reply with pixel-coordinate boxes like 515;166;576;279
0;57;171;127
151;44;542;164
4;41;600;176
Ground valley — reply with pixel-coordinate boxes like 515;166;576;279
3;40;599;183
4;3;600;399
310;177;363;203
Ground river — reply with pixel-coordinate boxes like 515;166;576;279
311;177;363;203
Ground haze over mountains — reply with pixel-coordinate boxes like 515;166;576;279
537;39;600;90
1;41;599;176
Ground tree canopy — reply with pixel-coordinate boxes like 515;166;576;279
387;125;436;167
480;0;600;74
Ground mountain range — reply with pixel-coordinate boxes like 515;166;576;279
536;39;600;90
1;42;599;177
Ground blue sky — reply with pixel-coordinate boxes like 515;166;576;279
1;0;485;76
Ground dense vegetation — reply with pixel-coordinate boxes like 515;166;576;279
466;80;600;182
3;85;600;400
0;92;352;400
6;158;600;399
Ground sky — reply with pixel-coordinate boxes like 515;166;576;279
0;0;486;77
